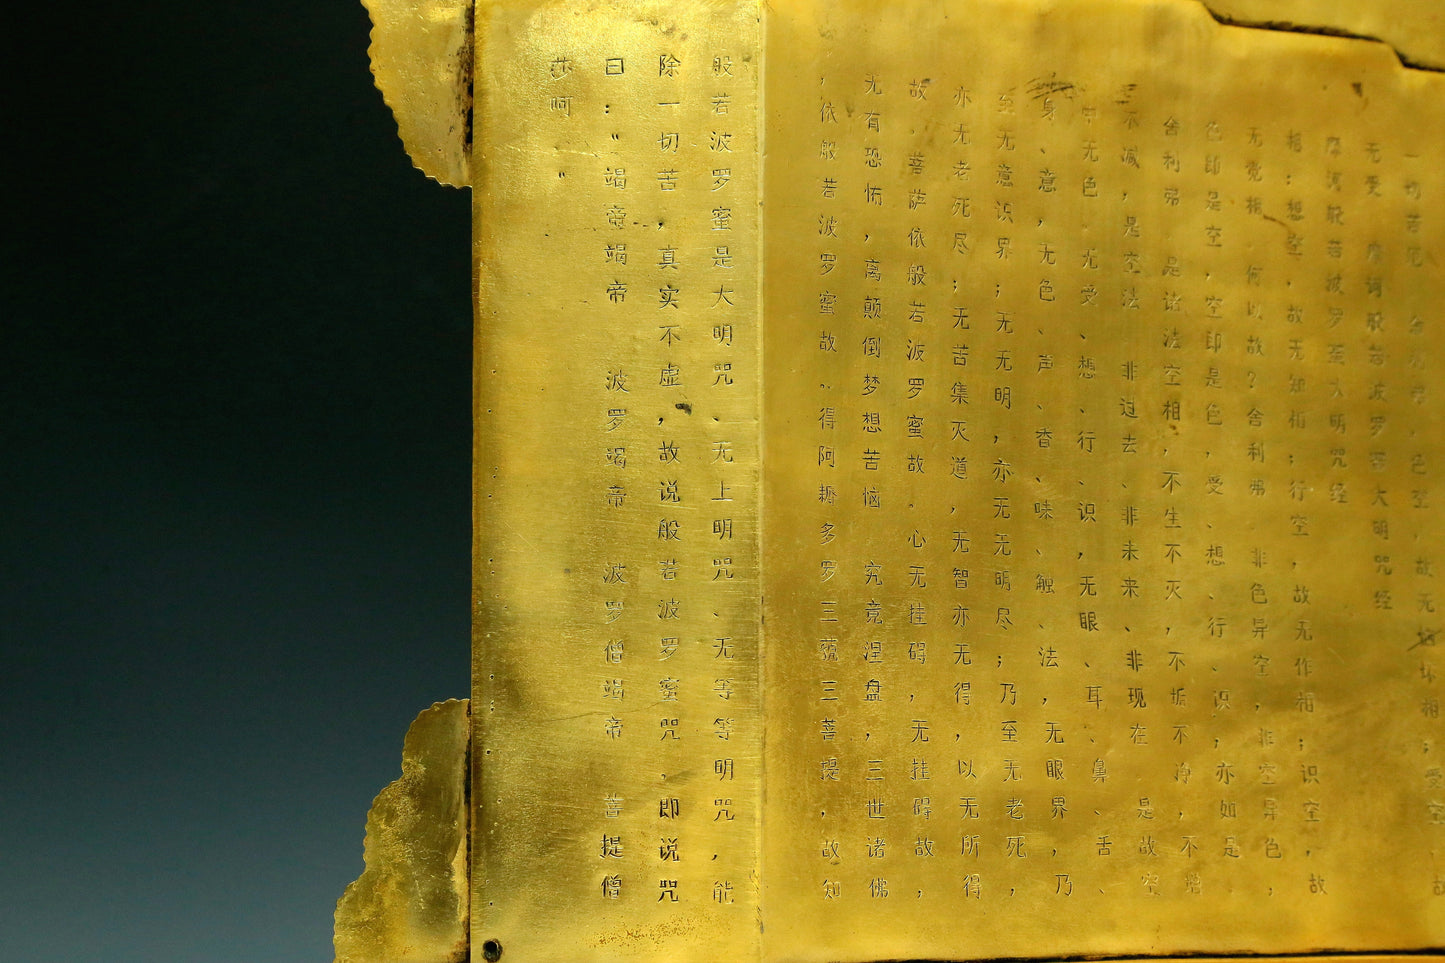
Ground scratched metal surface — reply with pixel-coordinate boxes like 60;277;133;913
1201;0;1445;71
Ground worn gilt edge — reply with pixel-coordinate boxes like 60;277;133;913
334;699;471;963
881;954;1445;963
1196;1;1445;72
360;0;473;186
807;944;1445;959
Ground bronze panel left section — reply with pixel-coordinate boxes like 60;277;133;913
470;2;761;959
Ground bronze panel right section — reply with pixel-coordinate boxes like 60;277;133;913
760;1;1445;959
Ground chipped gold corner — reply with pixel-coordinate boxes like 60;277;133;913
334;699;470;963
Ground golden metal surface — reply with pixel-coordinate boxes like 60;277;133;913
458;0;1445;959
334;699;470;963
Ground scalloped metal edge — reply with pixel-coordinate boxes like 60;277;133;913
360;0;473;187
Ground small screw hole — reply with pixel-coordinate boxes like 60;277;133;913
482;938;503;961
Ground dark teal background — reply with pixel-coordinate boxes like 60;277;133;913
5;3;472;959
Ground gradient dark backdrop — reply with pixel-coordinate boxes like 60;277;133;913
5;3;471;959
